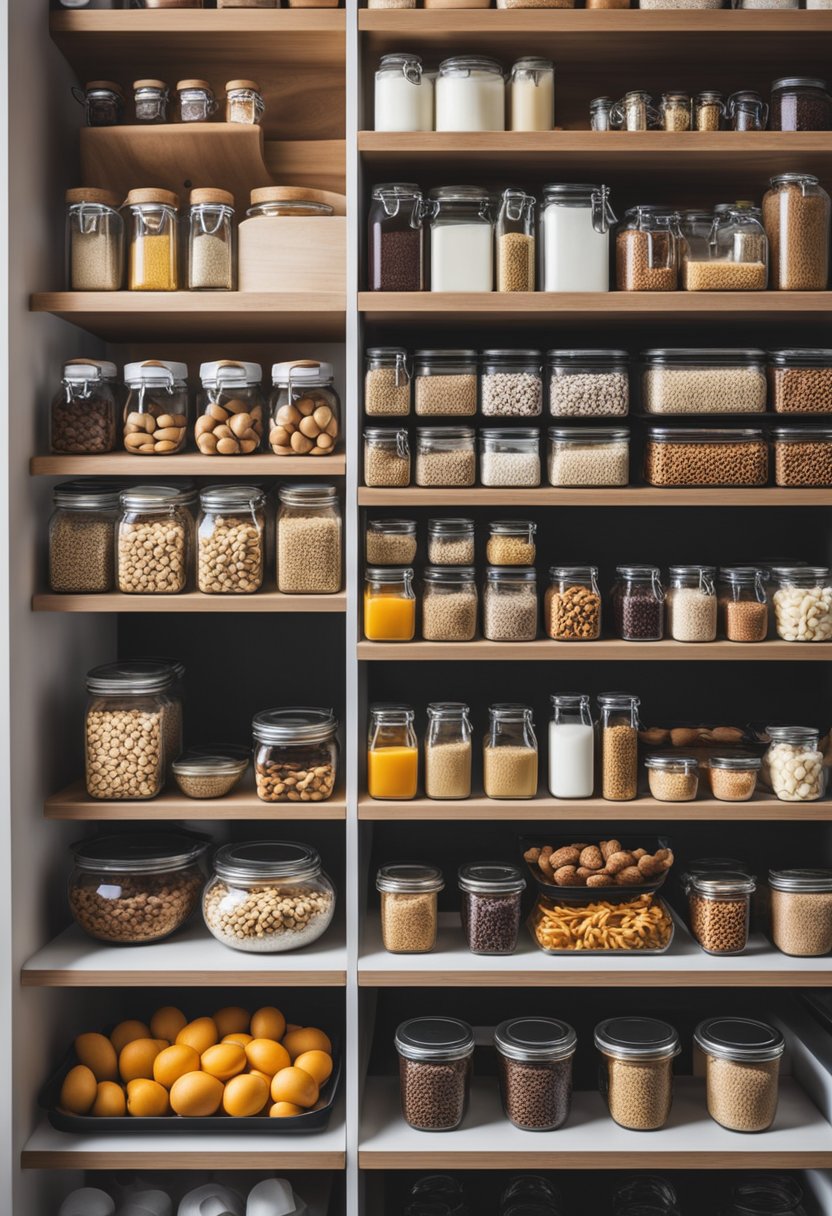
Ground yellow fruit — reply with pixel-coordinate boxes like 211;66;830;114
248;1068;272;1087
282;1027;332;1061
175;1016;218;1055
119;1038;164;1083
294;1050;333;1086
250;1006;286;1042
223;1073;268;1117
245;1038;290;1078
170;1071;224;1117
270;1101;304;1118
60;1064;97;1115
150;1005;187;1042
270;1066;319;1109
91;1081;126;1117
74;1032;119;1082
153;1044;200;1089
126;1078;169;1117
110;1020;151;1054
201;1043;247;1082
213;1006;250;1037
223;1032;253;1048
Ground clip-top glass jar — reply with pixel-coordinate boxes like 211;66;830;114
277;483;341;595
428;186;493;292
122;359;188;456
484;703;538;798
764;725;826;802
374;54;434;133
616;205;679;292
49;479;119;594
425;702;473;799
495;190;536;292
188;188;235;290
125;188;179;290
540;183;615;292
66;187;124;291
484;567;538;642
683;205;768;292
480;428;541;487
545;565;602;641
269;360;340;456
763;173;831;291
549;693;594;798
365;347;411;417
694;1017;784;1132
85;660;176;800
435;56;505;132
590;97;613;131
396;1017;474;1131
51;358;118;453
428;518;475;565
133;78;168;123
225;79;264;125
769;868;832;957
728;91;768;132
611;91;657;132
612;565;664;641
366;518;417;566
667;565;717;642
377;864;444;954
509;59;555;132
365;566;416;640
116;485;191;595
73;80;125;127
770;76;832;131
660;91;692;131
197;484;265;595
196;359;264;456
487;520;536;566
772;566;832;641
368;704;418;799
422;567;478;642
368;183;424;292
598;692;640;801
725;1177;808;1216
495;1017;575;1130
595;1017;680;1131
613;1177;681;1216
252;707;339;803
718;566;768;642
694;90;724;131
176;78;216;122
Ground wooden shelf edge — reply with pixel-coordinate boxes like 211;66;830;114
33;591;346;615
32;291;346;315
358;8;832;31
22;1149;347;1170
357;1151;832;1170
30;453;346;476
357;796;832;821
358;487;832;506
358;130;832;155
21;969;347;989
44;780;347;821
359;291;832;315
357;970;832;988
51;8;346;35
357;639;832;661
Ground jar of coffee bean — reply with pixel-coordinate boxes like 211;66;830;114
368;183;425;292
495;1016;576;1131
770;77;832;133
51;358;118;454
612;565;664;641
687;871;755;954
395;1016;474;1131
49;479;120;594
694;1016;784;1133
458;863;525;955
595;1016;681;1131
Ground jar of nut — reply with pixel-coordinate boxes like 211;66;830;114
116;485;192;595
51;358;119;453
718;566;769;642
395;1017;474;1131
269;360;340;456
694;1016;784;1133
594;1016;680;1131
203;841;335;953
772;565;832;641
252;707;339;803
598;692;640;801
687;872;756;955
495;1016;576;1130
196;360;264;456
377;863;444;953
545;565;602;641
122;359;188;455
277;483;342;594
197;484;266;595
85;660;176;799
763;725;826;802
48;479;120;594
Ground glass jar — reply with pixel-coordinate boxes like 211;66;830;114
548;693;594;798
772;566;832;641
768;349;832;414
276;483;341;595
616;206;679;292
725;1177;808;1216
495;190;536;292
414;350;478;417
364;567;416;641
540;183;615;292
133;78;168;123
644;428;769;487
460;865;525;955
364;427;411;487
49;480;119;594
422;567;478;642
187;189;235;290
659;91;692;132
694;90;725;131
769;868;832;957
196;359;264;456
378;864;444;953
763;173;831;291
728;91;769;131
85;660;175;799
176;78;216;123
509;59;554;132
203;841;335;953
116;485;191;595
548;350;629;418
666;565;717;642
374;54;433;132
708;755;762;802
68;833;206;944
487;520;536;566
269;360;340;456
646;754;699;801
428;186;493;292
51;358;119;453
687;872;755;955
425;703;472;799
590;97;614;131
435;56;505;132
368;183;424;292
548;426;630;486
368;704;418;799
66;187;124;291
197;485;265;595
682;206;768;292
396;1017;474;1131
771;76;832;131
611;91;657;132
126;188;179;290
598;692;639;801
252;707;338;803
764;725;826;802
773;426;832;486
545;565;601;641
122;359;188;455
483;568;538;642
612;565;664;641
416;426;476;487
483;703;538;798
480;428;541;487
694;1017;784;1132
718;566;768;642
225;79;264;125
595;1017;680;1131
72;80;125;127
495;1017;575;1129
642;349;767;415
481;350;541;418
367;518;418;566
365;347;411;417
613;1178;681;1216
427;518;475;566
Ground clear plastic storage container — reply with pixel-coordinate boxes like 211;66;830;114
707;755;762;802
548;350;629;418
548;425;630;487
116;485;191;595
49;480;119;594
416;426;476;486
764;725;826;801
646;754;699;802
269;359;340;456
396;1017;474;1131
196;359;264;456
366;518;417;566
644;428;769;487
414;350;478;417
461;867;526;955
481;350;542;417
427;518;475;565
769;868;832;957
487;520;536;566
252;707;339;803
694;1016;784;1132
773;426;832;486
277;483;342;594
595;1017;680;1130
197;484;265;595
480;428;541;487
642;349;767;415
377;864;444;952
122;359;188;455
421;566;478;642
772;566;832;641
66;187;124;290
364;427;411;487
495;1017;576;1130
368;182;425;292
687;872;755;954
51;358;119;453
682;205;768;291
768;349;832;414
483;568;538;642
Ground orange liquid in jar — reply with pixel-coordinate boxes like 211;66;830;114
368;746;419;799
364;589;416;640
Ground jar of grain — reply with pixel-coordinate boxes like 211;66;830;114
548;349;629;419
483;703;538;798
769;868;832;956
549;693;594;798
612;565;664;641
365;347;411;417
694;91;725;131
481;351;542;418
495;1017;575;1129
395;1017;474;1131
771;77;832;131
694;1016;784;1132
366;518;418;566
49;480;119;594
72;80;125;127
196;360;264;456
428;186;494;292
252;707;338;803
487;520;536;566
422;567;478;642
462;866;526;956
540;183;615;292
763;173;831;291
65;188;124;290
425;703;472;799
364;567;416;641
773;426;832;486
718;567;768;642
416;426;476;487
172;751;248;799
483;568;538;642
508;59;554;132
644;428;769;488
364;426;411;486
225;79;264;125
616;206;680;292
177;78;217;123
645;753;698;801
368;182;425;292
122;359;188;455
642;348;768;415
548;426;630;486
368;703;418;798
772;566;832;641
374;54;433;133
116;485;191;595
764;725;826;802
203;841;335;953
707;755;762;802
51;358;119;453
495;190;536;291
480;428;541;487
270;360;340;457
594;1016;680;1131
197;485;265;595
414;350;478;417
133;79;169;122
598;692;639;801
727;91;768;131
610;90;656;132
545;565;602;641
666;565;717;642
435;57;505;132
687;872;755;954
85;660;175;799
187;189;235;291
768;349;832;414
126;188;179;290
427;518;475;565
658;90;691;131
277;483;342;594
377;864;444;953
682;206;768;292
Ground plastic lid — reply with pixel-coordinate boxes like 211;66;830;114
213;841;321;884
368;518;417;534
200;359;262;387
710;754;762;771
395;1017;474;1062
199;484;265;511
548;349;629;362
428;518;474;535
86;659;176;696
486;566;536;582
252;707;338;745
594;1017;680;1060
768;867;832;893
769;349;832;365
458;863;525;896
271;359;334;385
689;871;756;896
548;426;629;440
643;348;765;364
124;359;187;386
63;358;118;382
417;426;475;439
53;479;121;510
71;832;206;875
423;566;475;583
172;752;248;778
773;426;832;441
645;753;698;772
65;187;121;208
480;427;539;440
482;349;541;360
694;1016;784;1061
495;1017;576;1062
377;863;444;894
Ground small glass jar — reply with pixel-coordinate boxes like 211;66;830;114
495;1017;575;1129
595;1017;680;1131
188;188;235;290
416;426;476;487
377;864;444;953
427;518;475;566
718;566;768;642
548;350;629;418
545;565;601;641
768;349;832;414
225;79;264;125
85;660;175;800
366;519;417;566
483;568;538;642
422;567;478;642
771;76;832;131
68;833;206;944
428;186;494;292
727;91;769;132
368;183;424;292
548;426;630;486
374;54;433;132
708;755;762;802
49;480;119;594
773;426;832;487
414;350;478;417
495;189;536;292
116;485;191;595
772;566;832;641
549;693;594;798
460;866;525;956
122;359;188;455
133;78;168;123
763;173;831;291
368;704;418;799
277;483;341;595
694;1017;784;1133
645;754;699;801
487;520;536;567
483;703;538;798
72;80;125;127
612;565;664;641
540;183;615;292
642;348;767;415
365;347;411;417
590;97;614;131
396;1017;474;1131
126;188;179;290
480;428;540;487
66;187;124;291
196;359;264;456
203;841;335;953
725;1178;808;1216
616;205;679;292
425;703;473;800
666;565;717;642
364;427;411;487
611;91;657;132
51;358;119;453
644;428;769;488
769;868;832;957
481;350;541;418
435;56;505;132
252;707;339;803
269;360;340;456
764;725;826;802
687;872;755;955
509;59;554;132
598;692;639;801
177;78;216;123
364;567;416;642
197;485;265;595
660;91;692;132
694;90;725;131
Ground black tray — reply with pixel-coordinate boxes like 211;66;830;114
520;835;672;904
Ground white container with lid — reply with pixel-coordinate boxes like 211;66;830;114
375;54;434;131
540;183;615;292
435;56;505;131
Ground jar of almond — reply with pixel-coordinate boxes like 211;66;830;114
196;359;264;455
253;707;338;803
122;359;188;456
270;359;340;456
769;868;832;957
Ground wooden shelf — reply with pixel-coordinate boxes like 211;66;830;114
359;486;832;507
33;590;346;615
31;452;345;477
358;8;832;36
358;638;831;661
44;779;346;822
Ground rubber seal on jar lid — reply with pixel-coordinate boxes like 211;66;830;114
710;754;762;771
252;707;338;745
645;753;699;772
694;1016;784;1061
458;863;526;896
768;867;832;893
495;1017;576;1062
376;863;444;894
395;1017;474;1061
199;484;265;511
594;1017;680;1060
213;841;322;884
71;832;207;875
423;566;475;583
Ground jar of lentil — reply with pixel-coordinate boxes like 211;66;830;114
763;173;831;291
547;350;629;419
545;565;602;642
364;426;411;487
644;428;769;488
126;188;179;290
598;692;640;801
694;90;725;131
725;1177;808;1216
133;78;168;122
707;755;761;802
495;189;536;289
772;566;832;641
616;206;680;292
435;57;505;132
769;868;832;957
483;703;538;798
49;480;119;594
427;518;475;566
771;77;832;130
773;426;832;486
659;91;692;131
197;485;265;595
483;568;538;642
72;80;125;127
727;91;768;132
414;350;478;417
66;188;124;290
366;518;417;566
176;78;216;122
395;1017;474;1131
377;864;444;953
494;1016;575;1130
694;1016;784;1133
51;358;119;453
365;347;411;417
269;360;340;457
612;565;664;642
764;725;826;802
196;360;264;456
481;350;542;418
368;704;418;799
666;565;717;642
461;865;526;956
225;79;264;125
252;707;338;803
480;428;541;487
116;485;191;595
172;751;248;800
203;841;335;953
422;567;478;643
122;359;188;456
368;183;425;292
687;872;755;954
540;182;615;292
548;426;630;486
85;661;173;799
364;567;416;641
718;566;768;642
595;1017;680;1131
768;349;832;414
642;349;768;416
416;426;476;487
187;188;235;291
425;702;472;800
645;754;699;801
487;520;536;566
549;693;594;798
277;483;341;595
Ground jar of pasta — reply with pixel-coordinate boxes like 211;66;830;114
595;1017;680;1131
368;703;418;799
116;485;191;595
269;360;340;456
122;359;188;456
377;864;443;953
196;360;264;456
364;567;416;641
197;485;265;595
483;703;538;799
425;702;472;800
126;188;179;290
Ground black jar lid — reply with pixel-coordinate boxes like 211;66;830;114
395;1016;475;1061
595;1016;680;1060
768;867;832;893
495;1016;577;1062
694;1016;784;1062
458;862;525;895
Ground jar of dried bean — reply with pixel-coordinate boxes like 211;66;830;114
366;518;417;565
252;707;339;803
365;347;411;417
277;483;342;594
667;565;717;642
642;348;768;415
687;872;755;954
548;426;630;486
768;349;832;414
495;1016;575;1129
487;520;536;566
646;754;699;801
368;183;425;292
187;189;235;290
644;428;769;488
595;1016;680;1130
483;568;538;642
483;703;538;798
416;427;476;487
481;350;542;418
427;518;475;566
49;479;119;594
51;358;119;453
196;360;264;456
116;485;191;595
771;77;832;130
364;427;411;487
365;567;416;641
396;1017;474;1131
85;660;175;799
480;428;541;487
460;864;526;956
707;755;761;802
122;359;188;455
425;703;472;800
772;567;832;641
66;188;124;290
545;565;601;641
773;426;832;486
225;79;264;125
598;692;640;801
694;90;725;131
725;1177;808;1216
378;864;444;953
368;703;418;798
769;868;832;957
133;79;168;122
197;485;265;595
616;206;680;292
718;566;768;642
763;173;831;291
270;360;340;457
422;567;478;642
72;80;125;127
727;91;768;132
495;189;536;289
764;725;826;802
414;350;478;417
612;565;664;641
694;1016;784;1132
176;78;216;122
548;349;630;418
126;188;179;290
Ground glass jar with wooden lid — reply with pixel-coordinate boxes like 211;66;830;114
125;188;179;291
188;188;235;291
177;79;217;123
66;187;124;291
225;79;265;125
72;80;125;127
133;78;169;123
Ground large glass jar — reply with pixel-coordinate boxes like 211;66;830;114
487;520;536;566
176;78;216;122
66;187;124;290
125;188;179;290
269;360;340;456
480;428;541;487
435;57;505;132
427;518;475;565
377;864;444;953
687;872;755;955
764;725;826;802
196;359;264;456
509;59;554;132
49;480;119;594
496;1017;575;1129
763;173;831;291
72;80;125;127
51;358;118;453
422;567;478;642
540;183;615;292
666;565;717;642
773;426;832;487
642;348;767;415
252;707;338;803
364;567;416;641
495;189;536;291
595;1017;680;1130
428;186;493;291
203;841;335;953
694;90;725;131
368;703;418;799
548;693;594;798
133;78;168;123
771;77;832;131
768;349;832;414
122;359;188;456
187;188;235;290
682;206;768;292
374;54;433;133
225;79;264;125
68;833;206;944
769;868;832;957
548;350;629;418
366;518;417;566
725;1177;808;1216
364;427;411;487
644;428;769;488
545;565;601;641
416;426;476;487
116;485;191;595
365;347;411;417
718;566;768;642
612;565;664;641
425;702;472;799
694;1017;784;1132
548;426;630;486
598;692;639;801
483;568;538;642
368;183;424;292
481;350;541;418
85;660;175;799
197;484;265;595
396;1018;474;1131
277;483;342;594
727;91;768;132
616;205;679;292
483;703;538;798
772;566;832;640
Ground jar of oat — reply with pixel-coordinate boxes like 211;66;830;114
425;702;472;799
366;518;418;565
252;707;339;803
612;565;664;642
416;426;476;487
707;755;762;802
49;480;119;594
768;349;832;415
480;428;541;487
548;426;630;486
483;703;538;798
364;427;411;487
641;348;768;416
763;173;831;291
667;565;717;642
368;703;418;798
548;350;629;419
197;485;265;595
616;206;680;292
495;1017;575;1129
203;841;335;953
772;566;832;641
187;189;235;291
196;360;264;456
85;661;174;799
126;188;179;290
277;483;342;594
116;485;191;595
718;567;768;642
483;568;538;642
122;359;188;456
378;864;444;953
427;518;475;566
65;188;124;290
598;692;639;801
495;189;536;291
365;567;416;641
764;725;826;802
687;872;755;954
769;868;832;957
365;347;411;417
481;350;542;418
133;79;168;122
270;360;340;456
545;565;602;641
422;567;478;642
595;1017;680;1131
414;350;478;417
646;754;699;802
396;1017;474;1132
463;866;526;956
487;520;536;566
225;79;264;125
51;358;119;454
694;1016;784;1133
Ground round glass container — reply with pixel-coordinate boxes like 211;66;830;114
718;566;768;642
425;702;472;799
66;187;124;290
427;518;475;566
172;752;248;799
368;183;424;292
763;173;831;291
374;54;433;132
480;428;541;487
269;359;339;456
377;864;444;953
644;428;769;488
197;484;265;595
612;1178;681;1215
368;703;418;799
549;693;594;798
495;1017;576;1130
395;1017;474;1131
595;1017;680;1130
545;565;601;641
495;189;536;291
598;692;640;801
435;56;505;132
481;350;542;418
225;78;264;125
540;183;615;292
422;567;478;642
364;426;411;487
772;566;832;641
645;754;699;801
708;755;762;802
277;483;342;594
416;426;476;487
508;59;554;132
660;90;692;131
611;90;656;132
85;660;177;800
687;872;755;955
764;725;826;802
125;187;178;290
365;347;411;417
122;359;188;455
196;359;263;456
694;1017;784;1132
133;78;168;122
49;479;119;594
366;518;417;566
616;205;680;292
612;565;664;641
252;708;339;803
728;90;768;132
487;520;536;566
73;80;125;127
770;76;832;131
548;426;630;486
459;863;526;958
590;97;614;131
548;349;629;418
365;566;416;641
769;868;832;957
483;703;538;798
176;78;216;122
642;348;767;415
483;568;538;642
428;186;493;292
116;485;191;595
725;1177;808;1216
51;358;119;454
187;188;235;290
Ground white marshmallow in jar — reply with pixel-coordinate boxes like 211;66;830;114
772;565;832;641
763;725;827;802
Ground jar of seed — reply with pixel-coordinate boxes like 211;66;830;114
377;864;444;953
616;206;680;292
545;565;602;641
718;566;768;642
122;359;189;455
487;520;536;566
645;754;699;802
197;484;265;595
196;359;264;456
116;485;191;595
427;518;475;565
598;692;640;801
687;871;755;955
252;707;339;803
172;752;248;799
414;350;478;417
659;90;692;131
769;868;832;957
177;78;217;123
612;565;664;641
694;1016;784;1132
396;1017;474;1131
126;188;179;290
270;359;340;457
480;428;541;487
85;660;174;800
364;427;411;487
366;518;418;565
225;78;264;125
667;565;717;642
51;358;119;454
595;1016;680;1131
707;755;761;802
365;347;411;416
483;703;538;798
277;483;342;594
49;479;119;594
495;1016;576;1130
66;188;124;290
425;702;472;799
422;567;478;642
495;189;536;290
460;864;526;955
481;350;542;418
133;78;168;122
484;567;538;642
416;426;476;487
187;188;235;290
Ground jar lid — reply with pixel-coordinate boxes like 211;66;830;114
547;349;629;362
645;753;699;773
590;97;613;107
190;187;234;209
511;57;554;72
415;349;478;360
438;55;503;76
172;752;248;779
368;518;417;534
550;693;590;709
366;566;413;582
482;349;542;360
249;199;332;218
65;187;122;208
548;426;629;440
428;185;490;204
71;832;206;875
367;346;408;360
718;565;766;583
199;484;265;511
542;182;605;199
773;426;832;441
417;426;475;439
86;659;176;696
694;1016;784;1062
271;359;334;385
53;479;121;510
489;520;537;536
768;867;832;893
377;863;444;894
370;701;415;722
428;517;474;535
488;702;533;721
427;701;470;720
687;856;749;875
480;427;539;440
200;359;262;388
124;359;188;387
669;564;716;577
277;483;338;507
549;564;598;579
83;80;125;97
495;1017;576;1062
378;52;423;69
213;841;321;884
424;566;476;583
766;724;819;743
597;692;640;708
458;863;526;896
772;565;829;580
226;78;261;92
252;707;338;745
595;1017;680;1060
696;89;724;100
177;78;213;91
371;182;422;201
119;484;185;511
486;566;536;582
133;79;168;91
710;754;762;771
395;1017;474;1062
647;427;764;442
690;871;756;896
772;76;828;91
769;171;820;187
125;187;179;209
616;564;660;578
122;483;196;509
190;742;250;762
148;656;186;683
768;348;832;366
643;348;765;365
63;358;118;382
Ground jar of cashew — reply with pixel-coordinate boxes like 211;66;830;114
269;360;340;457
196;360;264;455
197;484;266;595
253;707;339;803
122;359;189;455
85;660;177;800
116;485;192;595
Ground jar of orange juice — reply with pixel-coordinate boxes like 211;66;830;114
364;566;416;641
368;704;419;799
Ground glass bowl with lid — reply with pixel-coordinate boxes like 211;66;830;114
172;750;248;799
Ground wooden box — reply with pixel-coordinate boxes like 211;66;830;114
238;216;346;293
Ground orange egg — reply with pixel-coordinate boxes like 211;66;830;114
91;1080;126;1117
223;1073;268;1117
126;1078;169;1117
153;1043;200;1089
270;1101;304;1118
270;1066;319;1109
294;1050;333;1086
60;1064;97;1115
250;1006;286;1042
110;1020;151;1054
201;1043;247;1082
74;1032;119;1082
282;1027;332;1061
213;1006;250;1038
175;1016;218;1055
223;1032;253;1048
245;1038;290;1077
169;1071;224;1117
150;1006;187;1042
119;1038;164;1083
